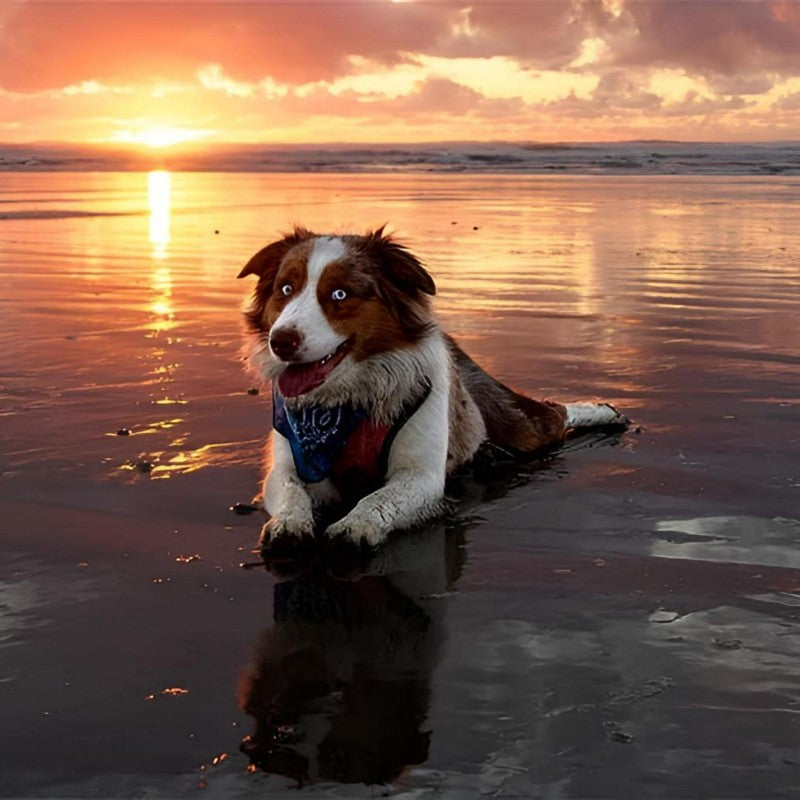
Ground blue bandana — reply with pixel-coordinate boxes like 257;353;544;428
273;390;368;484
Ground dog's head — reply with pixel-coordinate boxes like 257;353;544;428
238;227;436;397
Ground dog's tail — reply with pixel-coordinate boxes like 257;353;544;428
563;401;628;430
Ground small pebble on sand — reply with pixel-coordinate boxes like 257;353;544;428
604;723;633;744
649;610;680;623
712;637;742;650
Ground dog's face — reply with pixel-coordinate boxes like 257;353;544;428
239;228;435;397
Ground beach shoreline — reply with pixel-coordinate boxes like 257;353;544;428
1;171;799;798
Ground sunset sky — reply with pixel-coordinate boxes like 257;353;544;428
1;0;799;147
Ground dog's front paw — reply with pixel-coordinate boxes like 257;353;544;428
260;512;314;550
325;512;389;550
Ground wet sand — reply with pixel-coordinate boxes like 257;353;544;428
1;172;799;798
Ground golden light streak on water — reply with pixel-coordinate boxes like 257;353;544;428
147;172;176;332
148;169;171;260
148;262;176;333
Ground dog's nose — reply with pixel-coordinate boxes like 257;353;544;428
269;327;303;361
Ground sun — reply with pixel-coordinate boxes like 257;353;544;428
108;125;215;149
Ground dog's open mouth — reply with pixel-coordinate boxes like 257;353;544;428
277;339;352;397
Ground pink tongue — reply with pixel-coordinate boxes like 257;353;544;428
278;359;336;397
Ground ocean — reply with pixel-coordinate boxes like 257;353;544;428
2;139;800;175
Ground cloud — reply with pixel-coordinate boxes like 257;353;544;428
0;0;459;92
10;1;798;95
1;1;799;143
197;65;255;98
707;73;777;97
412;54;599;103
610;0;800;77
376;77;525;118
657;91;751;117
776;90;800;111
438;1;603;65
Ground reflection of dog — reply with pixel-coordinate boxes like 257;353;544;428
238;528;460;786
239;227;627;548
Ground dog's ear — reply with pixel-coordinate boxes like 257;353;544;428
237;227;312;281
366;226;436;296
236;240;290;282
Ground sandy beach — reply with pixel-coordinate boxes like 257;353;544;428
1;171;799;797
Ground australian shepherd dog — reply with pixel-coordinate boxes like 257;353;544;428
239;227;627;550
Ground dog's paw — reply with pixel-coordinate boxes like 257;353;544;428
325;513;388;549
260;513;314;548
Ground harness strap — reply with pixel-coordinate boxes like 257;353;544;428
273;379;432;485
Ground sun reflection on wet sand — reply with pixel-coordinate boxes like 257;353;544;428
147;172;177;335
144;170;183;421
114;438;263;481
148;265;177;333
148;170;171;260
103;417;184;437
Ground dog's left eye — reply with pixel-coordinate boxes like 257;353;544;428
331;288;347;301
280;284;293;297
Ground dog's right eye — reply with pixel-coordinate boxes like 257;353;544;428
280;284;293;297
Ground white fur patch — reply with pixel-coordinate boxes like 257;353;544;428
564;402;627;428
323;332;451;545
270;236;348;363
307;236;346;278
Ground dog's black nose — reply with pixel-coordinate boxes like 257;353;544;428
269;327;303;361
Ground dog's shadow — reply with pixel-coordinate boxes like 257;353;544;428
447;425;629;503
237;428;626;786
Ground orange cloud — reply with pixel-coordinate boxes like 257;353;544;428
0;1;456;92
0;1;799;144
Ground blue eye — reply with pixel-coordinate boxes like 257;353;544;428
280;284;292;296
331;288;347;301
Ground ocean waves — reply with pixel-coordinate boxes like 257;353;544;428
2;141;799;175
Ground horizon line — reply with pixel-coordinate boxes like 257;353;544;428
2;138;800;150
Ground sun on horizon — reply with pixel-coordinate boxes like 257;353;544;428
106;125;215;150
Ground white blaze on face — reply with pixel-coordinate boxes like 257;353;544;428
270;236;348;362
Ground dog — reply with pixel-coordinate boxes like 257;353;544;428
238;226;627;549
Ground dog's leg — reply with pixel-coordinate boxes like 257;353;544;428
563;402;628;429
306;478;341;511
326;470;446;548
261;431;315;545
325;387;449;548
